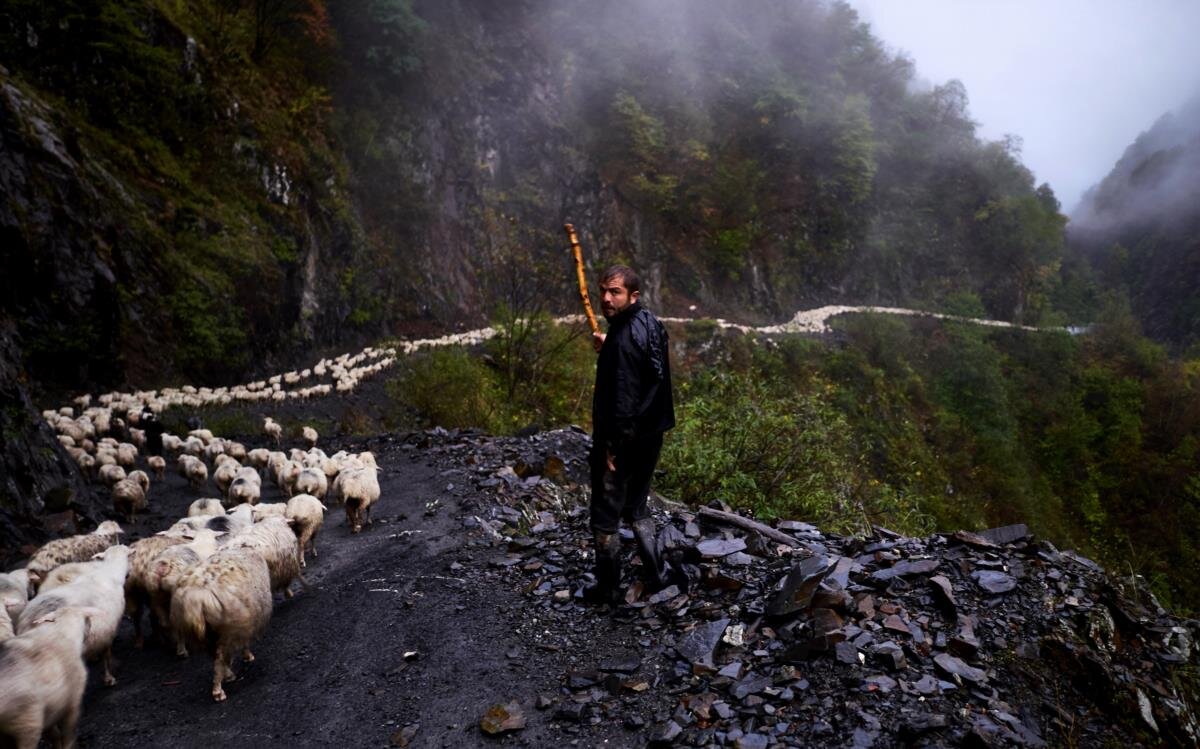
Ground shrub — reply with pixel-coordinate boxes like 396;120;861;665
658;369;861;531
388;348;501;431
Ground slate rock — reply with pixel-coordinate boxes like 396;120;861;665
697;538;747;558
389;723;420;747
977;524;1030;545
677;618;731;665
766;555;834;616
730;673;771;700
734;734;769;749
479;702;526;734
933;653;988;685
928;575;957;617
600;654;641;673
870;558;939;583
649;720;683;745
835;641;860;665
972;570;1018;595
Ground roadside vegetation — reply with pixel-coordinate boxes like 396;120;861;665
389;308;1200;615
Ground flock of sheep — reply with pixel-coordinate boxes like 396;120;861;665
1;402;383;748
0;330;528;747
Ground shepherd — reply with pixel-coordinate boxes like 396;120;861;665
582;262;677;605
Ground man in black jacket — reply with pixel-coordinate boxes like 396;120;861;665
584;264;676;605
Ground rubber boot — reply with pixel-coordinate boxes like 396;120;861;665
632;517;670;591
582;531;622;606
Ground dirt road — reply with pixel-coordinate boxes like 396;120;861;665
75;435;661;748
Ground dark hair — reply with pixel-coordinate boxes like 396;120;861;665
599;264;640;294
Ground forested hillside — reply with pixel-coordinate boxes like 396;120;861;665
0;0;1067;393
1070;95;1200;351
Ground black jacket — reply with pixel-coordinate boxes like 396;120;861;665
592;302;675;451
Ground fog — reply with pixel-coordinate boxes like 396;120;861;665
850;0;1200;215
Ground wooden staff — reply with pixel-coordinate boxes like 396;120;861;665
564;223;600;334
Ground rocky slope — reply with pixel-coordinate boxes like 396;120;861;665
0;321;102;561
58;420;1198;747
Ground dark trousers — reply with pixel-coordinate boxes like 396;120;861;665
589;432;663;534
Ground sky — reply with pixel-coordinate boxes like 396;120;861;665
849;0;1200;215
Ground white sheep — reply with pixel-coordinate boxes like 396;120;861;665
302;425;318;448
111;471;150;521
188;498;226;518
178;455;208;488
115;443;138;468
125;534;188;648
226;476;261;507
293;467;328;501
0;606;98;748
98;463;127;488
212;460;240;496
0;569;29;625
225;442;247;461
263;418;282;445
333;467;380;534
147;455;167;479
286;494;327;567
170;547;273;701
25;521;123;592
18;545;130;686
277;460;303;497
147;530;222;656
250;503;288;522
227;516;304;599
246;448;271;471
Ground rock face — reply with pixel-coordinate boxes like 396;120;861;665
0;321;100;564
417;427;1200;747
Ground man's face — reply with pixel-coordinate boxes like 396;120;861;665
599;276;639;319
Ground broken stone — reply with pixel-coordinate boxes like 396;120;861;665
730;673;771;700
952;529;999;549
835;641;860;666
826;555;855;590
648;720;682;745
600;655;641;674
389;723;419;747
566;671;599;689
766;555;834;616
734;734;769;749
972;570;1017;594
554;701;593;723
854;593;876;620
873;641;906;671
871;558;939;583
810;607;844;635
912;674;940;695
676;618;731;665
864;674;897;693
928;575;957;618
977;523;1030;545
933;653;988;685
648;585;681;605
697;538;747;558
479;702;525;735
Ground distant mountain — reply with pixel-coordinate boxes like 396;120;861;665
1070;95;1200;349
